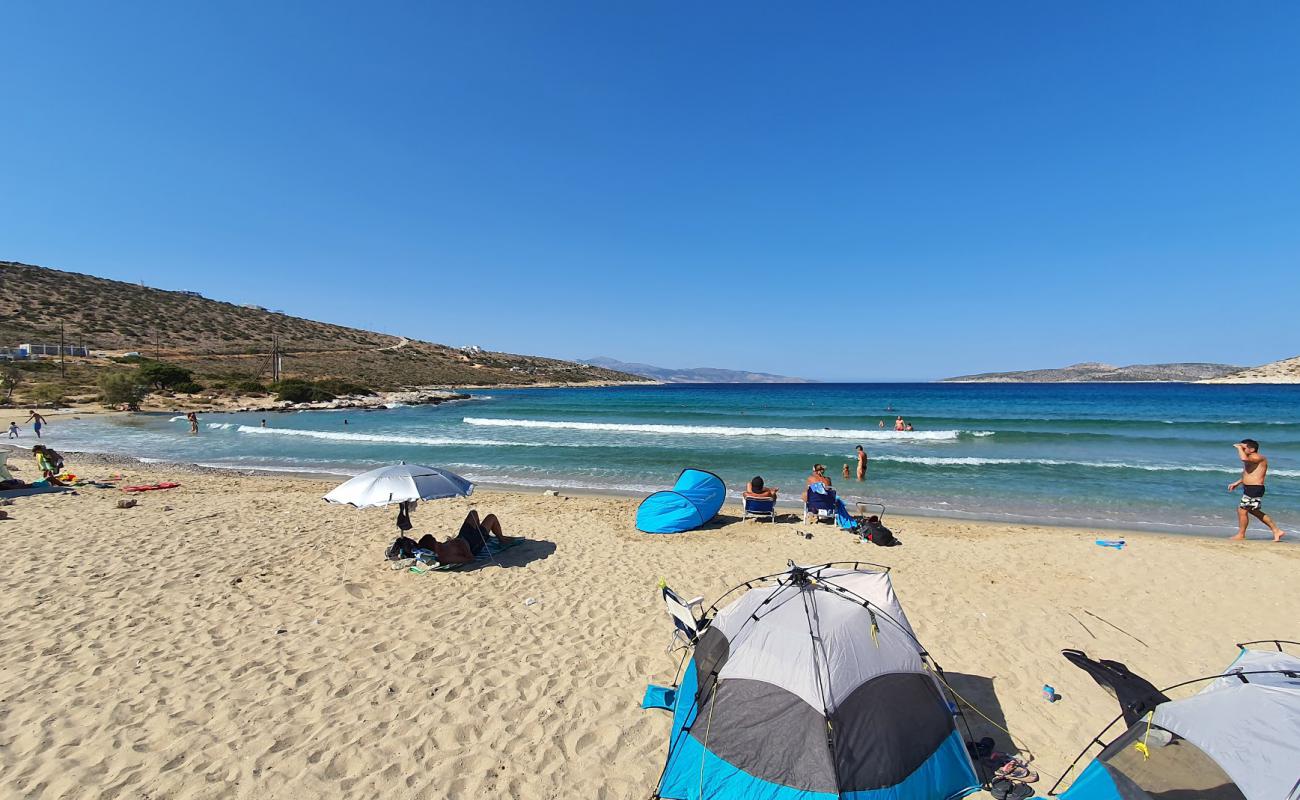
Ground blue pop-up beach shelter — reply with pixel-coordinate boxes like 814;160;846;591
636;469;727;533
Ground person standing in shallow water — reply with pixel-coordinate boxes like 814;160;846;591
855;445;867;481
1228;439;1285;542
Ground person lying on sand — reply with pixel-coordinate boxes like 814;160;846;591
744;476;778;500
417;510;517;563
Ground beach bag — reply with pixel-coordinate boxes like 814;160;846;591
863;515;899;547
385;536;416;561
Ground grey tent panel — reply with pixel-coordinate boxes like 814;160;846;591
1100;724;1246;800
691;627;731;709
832;672;957;791
690;678;836;792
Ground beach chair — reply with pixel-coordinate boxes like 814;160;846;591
804;484;837;524
742;495;777;523
662;583;706;648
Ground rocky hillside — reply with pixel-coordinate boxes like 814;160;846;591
0;260;645;390
943;361;1241;383
1200;356;1300;384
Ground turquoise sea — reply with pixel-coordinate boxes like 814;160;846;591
32;383;1300;537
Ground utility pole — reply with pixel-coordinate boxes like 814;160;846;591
60;321;66;380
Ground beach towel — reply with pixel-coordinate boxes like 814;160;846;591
122;482;181;493
834;497;857;530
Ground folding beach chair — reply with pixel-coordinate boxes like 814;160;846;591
661;583;706;649
742;495;777;523
804;484;837;524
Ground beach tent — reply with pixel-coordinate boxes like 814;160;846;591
637;469;726;534
1054;641;1300;800
652;562;981;800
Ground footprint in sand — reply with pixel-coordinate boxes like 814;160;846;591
342;582;370;599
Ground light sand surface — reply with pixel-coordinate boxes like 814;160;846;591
1;461;1297;799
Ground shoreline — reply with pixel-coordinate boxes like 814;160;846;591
7;444;1282;544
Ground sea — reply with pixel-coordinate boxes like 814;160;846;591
29;383;1300;537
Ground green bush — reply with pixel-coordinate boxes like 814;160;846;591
98;372;147;408
271;379;335;403
138;361;194;390
31;383;66;407
314;379;373;396
171;381;205;394
232;379;268;394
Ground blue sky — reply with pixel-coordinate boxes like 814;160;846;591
3;3;1298;381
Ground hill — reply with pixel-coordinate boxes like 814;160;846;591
1199;355;1300;384
581;356;811;383
942;361;1241;383
0;261;646;401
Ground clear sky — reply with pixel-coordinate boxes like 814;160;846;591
3;2;1298;381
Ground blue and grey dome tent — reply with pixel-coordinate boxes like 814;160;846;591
1051;640;1300;800
637;469;727;534
650;562;981;800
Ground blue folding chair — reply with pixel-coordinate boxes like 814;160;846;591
742;496;777;523
804;484;837;524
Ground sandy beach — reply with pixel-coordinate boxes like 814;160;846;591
0;456;1296;800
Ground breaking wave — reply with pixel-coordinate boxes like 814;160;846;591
872;455;1300;477
232;425;530;447
462;417;988;441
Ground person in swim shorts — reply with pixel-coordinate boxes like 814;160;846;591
1228;439;1285;542
26;410;46;438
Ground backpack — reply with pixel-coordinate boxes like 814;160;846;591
385;535;416;561
863;516;900;547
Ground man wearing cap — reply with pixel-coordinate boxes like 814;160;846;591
1228;439;1285;541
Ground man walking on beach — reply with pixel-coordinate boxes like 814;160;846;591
26;410;46;438
1228;439;1285;542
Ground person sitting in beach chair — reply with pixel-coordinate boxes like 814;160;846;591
803;465;837;523
743;476;778;522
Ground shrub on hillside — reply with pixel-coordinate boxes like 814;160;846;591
271;379;335;403
231;379;269;395
98;372;146;409
171;381;205;394
314;379;373;396
138;361;194;390
31;383;67;407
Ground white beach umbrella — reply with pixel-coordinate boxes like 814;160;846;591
323;463;474;509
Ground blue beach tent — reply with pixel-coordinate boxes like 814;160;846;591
651;563;981;800
637;469;727;534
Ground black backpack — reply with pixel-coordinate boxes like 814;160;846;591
863;516;900;547
385;535;416;561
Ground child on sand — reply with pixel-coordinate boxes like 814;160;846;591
7;422;17;439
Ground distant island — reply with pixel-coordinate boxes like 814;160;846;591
1199;355;1300;384
581;356;812;384
943;361;1242;383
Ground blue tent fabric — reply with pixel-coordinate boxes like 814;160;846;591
637;469;726;533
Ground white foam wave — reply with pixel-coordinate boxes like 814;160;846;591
873;455;1300;476
205;422;235;430
234;425;527;447
462;417;982;442
169;416;186;422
